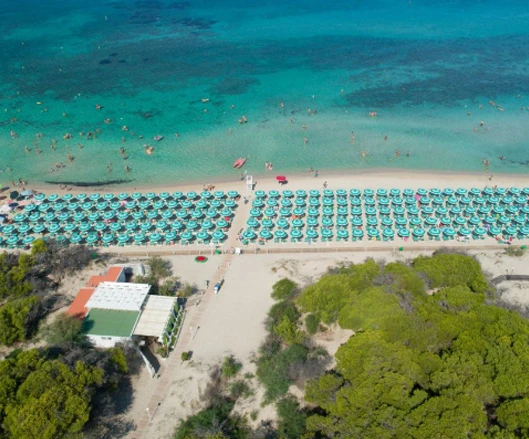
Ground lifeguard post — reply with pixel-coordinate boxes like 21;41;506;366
246;174;253;191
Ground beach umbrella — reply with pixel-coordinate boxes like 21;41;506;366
69;233;83;244
484;216;496;224
428;188;441;197
47;223;61;234
309;198;320;207
116;192;128;201
321;229;333;239
322;207;333;217
220;208;232;217
375;188;387;197
455;188;467;196
337;217;348;227
63;222;76;232
364;189;375;197
86;193;100;201
85;233;99;245
153;200;165;210
350;217;362;227
416;188;428;196
101;193;113;201
155;220;168;230
495;187;507;195
33;193;46;201
16;223;30;234
473;227;486;236
521;205;529;215
296;190;308;198
292;219;304;228
43;212;56;222
513;215;525;225
171;191;183;200
393;207;406;217
255;190;267;198
212;230;226;241
487;196;499;205
6;235;19;246
307;217;319;227
277;207;289;217
501;195;514;205
166;200;178;209
24;204;37;213
479;205;491;215
487;226;501;236
350;197;361;206
140;222;153;232
276;218;289;229
507;205;520;215
443;227;456;238
337;229;349;240
366;216;378;226
262;219;274;228
518;226;529;236
349;189;361;197
171;221;184;230
142;192;155;200
227;190;239;199
250;208;262;217
504;226;517;236
468;216;481;226
266;198;278;207
133;233;146;243
367;228;379;238
176;209;189;219
493;205;505;215
407;206;420;216
45;193;59;202
481;187;494;196
164;231;177;242
139;200;151;210
200;191;212;199
191;210;204;219
307;207;319;217
428;227;441;237
431;196;444;206
363;197;375;206
109;223;122;233
67;202;80;211
13;213;27;222
383;228;395;239
381;217;393;227
446;196;458;206
195;199;207;209
522;187;529;196
515;196;527;205
94;201;107;211
439;216;451;226
263;208;276;218
292;207;304;217
468;187;481;197
377;197;390;206
379;206;391;216
38;203;51;212
334;189;346;197
424;217;437;226
413;228;425;238
133;211;145;220
101;234;114;245
213;219;226;229
306;229;318;239
497;215;511;225
115;234;128;245
281;199;293;207
125;221;138;231
419;196;431;205
323;189;334;197
214;191;225;199
52;202;66;212
259;229;272;240
180;231;193;242
458;227;471;236
290;229;302;239
337;206;348;216
149;233;162;243
274;230;287;240
247;218;259;228
28;212;41;222
195;231;209;242
436;206;448;216
409;217;422;227
209;199;221;209
322;217;333;227
161;210;173;220
252;199;264;208
185;191;197;200
78;222;91;233
124;201;136;210
398;228;410;238
387;188;400;198
401;189;413;197
102;211;115;221
94;222;107;232
450;206;462;216
350;207;362;216
336;198;348;206
295;198;306;207
395;217;407;227
352;228;364;239
473;196;485;205
454;216;467;226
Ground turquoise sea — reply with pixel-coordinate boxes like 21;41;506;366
1;0;529;186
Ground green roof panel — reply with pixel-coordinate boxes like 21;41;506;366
83;309;139;337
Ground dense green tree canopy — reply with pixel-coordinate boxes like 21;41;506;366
301;255;529;438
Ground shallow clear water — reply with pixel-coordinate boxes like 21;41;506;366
1;0;529;186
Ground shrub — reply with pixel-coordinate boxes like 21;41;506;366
305;314;320;335
221;356;242;378
271;278;298;301
266;301;300;332
41;312;84;345
504;246;526;257
276;396;308;439
0;296;39;346
229;381;253;399
274;315;303;344
181;351;192;361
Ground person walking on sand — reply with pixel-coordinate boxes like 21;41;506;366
323;181;328;189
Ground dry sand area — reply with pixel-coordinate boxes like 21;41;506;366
122;247;529;439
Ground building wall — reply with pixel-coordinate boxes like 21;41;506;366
87;334;131;348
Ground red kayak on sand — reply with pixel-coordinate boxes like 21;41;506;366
233;157;246;168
